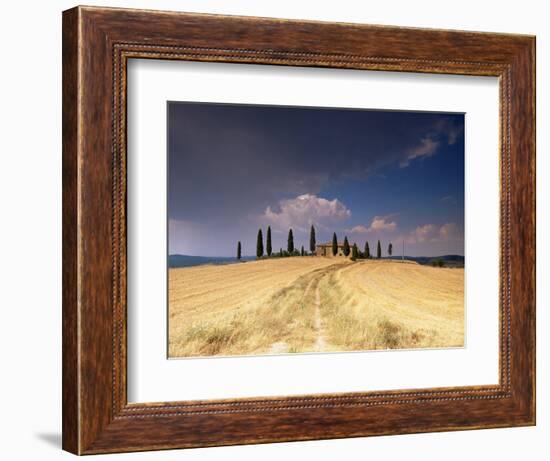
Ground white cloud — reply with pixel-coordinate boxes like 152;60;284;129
398;118;463;168
262;194;351;232
439;222;460;240
347;225;370;234
370;216;397;232
409;224;437;243
347;216;397;234
406;222;461;244
400;137;440;168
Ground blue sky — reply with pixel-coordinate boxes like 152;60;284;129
168;102;464;257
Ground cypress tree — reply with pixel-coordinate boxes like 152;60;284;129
237;241;241;260
301;245;305;256
256;229;264;258
343;236;351;256
266;226;272;256
332;232;338;256
279;248;283;257
287;228;294;253
309;225;316;254
364;241;370;259
388;242;393;257
377;240;382;259
352;243;359;259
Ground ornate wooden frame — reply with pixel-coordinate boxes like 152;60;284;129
62;6;536;455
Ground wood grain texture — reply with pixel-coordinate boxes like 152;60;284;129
61;7;79;454
62;5;536;455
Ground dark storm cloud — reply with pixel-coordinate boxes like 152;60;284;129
167;102;463;225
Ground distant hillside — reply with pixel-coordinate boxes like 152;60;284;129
169;254;464;268
169;254;255;268
386;255;464;267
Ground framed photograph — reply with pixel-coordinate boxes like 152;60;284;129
62;6;535;455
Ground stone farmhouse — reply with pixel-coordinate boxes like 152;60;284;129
315;242;356;257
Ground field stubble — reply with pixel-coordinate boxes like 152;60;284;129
168;258;464;357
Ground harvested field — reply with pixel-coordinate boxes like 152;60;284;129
168;258;464;357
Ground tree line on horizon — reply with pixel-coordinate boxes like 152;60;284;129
236;225;393;261
329;232;391;261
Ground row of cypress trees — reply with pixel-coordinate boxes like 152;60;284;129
237;225;393;260
236;226;316;259
330;232;393;260
251;225;317;258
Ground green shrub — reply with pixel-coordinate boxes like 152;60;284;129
431;258;445;267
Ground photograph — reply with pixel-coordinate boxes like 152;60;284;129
167;102;465;358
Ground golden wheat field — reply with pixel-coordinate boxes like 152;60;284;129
168;258;464;358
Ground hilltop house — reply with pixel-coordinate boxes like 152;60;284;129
315;242;355;257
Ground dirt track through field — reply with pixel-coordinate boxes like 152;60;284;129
313;284;327;351
169;258;464;357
